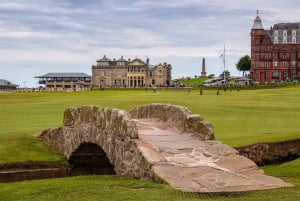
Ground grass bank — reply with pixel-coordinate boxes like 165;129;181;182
0;158;299;201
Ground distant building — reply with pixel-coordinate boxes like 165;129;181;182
200;58;207;78
250;12;300;83
0;79;18;91
35;73;91;90
91;55;172;88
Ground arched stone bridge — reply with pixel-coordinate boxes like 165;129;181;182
39;103;292;192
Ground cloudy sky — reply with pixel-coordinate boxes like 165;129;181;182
1;0;299;87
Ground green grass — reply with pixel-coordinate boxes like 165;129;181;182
0;87;300;163
0;158;299;201
0;87;300;200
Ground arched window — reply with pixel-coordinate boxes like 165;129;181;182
283;37;287;44
274;31;278;37
292;37;296;43
292;30;296;37
283;30;287;37
274;37;278;44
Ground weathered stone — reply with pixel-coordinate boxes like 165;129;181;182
236;139;300;165
39;104;292;193
130;103;214;140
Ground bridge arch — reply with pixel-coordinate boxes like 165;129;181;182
68;142;115;175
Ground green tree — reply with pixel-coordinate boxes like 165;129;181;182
236;55;251;76
219;70;230;78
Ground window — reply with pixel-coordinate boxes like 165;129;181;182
255;39;260;45
283;45;287;51
292;53;296;59
283;30;287;37
264;46;269;51
292;61;296;68
264;54;269;59
255;46;259;52
292;37;296;43
273;53;278;59
99;62;109;66
274;31;278;37
283;61;287;67
282;54;287;59
264;72;268;79
283;71;288;78
292;30;296;36
274;37;278;44
255;54;259;59
272;72;279;78
264;62;269;68
274;61;278;67
283;37;287;44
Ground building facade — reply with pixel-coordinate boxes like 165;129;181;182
250;13;300;83
35;73;91;90
0;79;18;91
92;55;172;88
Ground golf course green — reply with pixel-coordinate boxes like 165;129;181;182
0;86;299;200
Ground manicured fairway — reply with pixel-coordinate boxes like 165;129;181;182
0;87;299;201
0;87;300;163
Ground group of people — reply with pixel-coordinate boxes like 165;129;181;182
198;86;241;96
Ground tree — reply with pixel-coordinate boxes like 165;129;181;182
207;74;215;78
236;55;251;76
219;70;230;78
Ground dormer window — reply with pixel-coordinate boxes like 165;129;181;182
283;37;287;44
283;30;287;37
292;37;296;44
274;37;278;44
292;30;296;36
274;31;278;37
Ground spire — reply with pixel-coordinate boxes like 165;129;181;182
252;10;264;29
200;58;207;78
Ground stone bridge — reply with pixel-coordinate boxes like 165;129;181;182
39;103;292;192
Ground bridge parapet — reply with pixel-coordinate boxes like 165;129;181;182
130;103;214;140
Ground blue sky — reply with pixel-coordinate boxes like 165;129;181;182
1;0;299;87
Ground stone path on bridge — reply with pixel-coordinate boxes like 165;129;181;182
134;118;293;193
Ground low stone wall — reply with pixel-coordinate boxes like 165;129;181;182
236;139;300;166
129;103;214;140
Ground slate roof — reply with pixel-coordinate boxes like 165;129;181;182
96;55;111;62
35;73;91;78
116;56;127;62
0;79;18;87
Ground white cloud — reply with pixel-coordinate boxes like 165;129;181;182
1;0;300;87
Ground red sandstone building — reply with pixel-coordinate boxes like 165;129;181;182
250;13;300;83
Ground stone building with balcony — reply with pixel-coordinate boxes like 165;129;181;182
250;13;300;83
91;55;172;88
35;73;91;90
